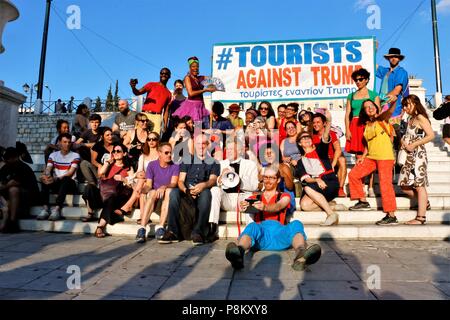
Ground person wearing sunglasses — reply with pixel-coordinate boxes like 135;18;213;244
123;113;150;170
345;68;380;197
130;67;172;135
225;165;322;271
298;110;314;134
294;110;339;226
115;132;160;219
258;101;276;130
94;143;134;238
172;56;215;123
136;143;180;243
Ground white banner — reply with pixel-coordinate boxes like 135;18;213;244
211;36;376;102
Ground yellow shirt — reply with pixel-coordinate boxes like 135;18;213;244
364;121;395;160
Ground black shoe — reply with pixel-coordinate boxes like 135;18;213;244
158;230;179;244
409;201;431;211
225;242;245;270
191;233;204;247
206;223;219;243
376;214;399;225
292;244;322;271
135;227;146;244
349;200;371;211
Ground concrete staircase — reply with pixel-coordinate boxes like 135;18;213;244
19;111;450;240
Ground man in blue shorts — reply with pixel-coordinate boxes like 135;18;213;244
225;165;321;271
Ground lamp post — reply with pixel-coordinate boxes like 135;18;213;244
22;83;38;112
45;84;51;109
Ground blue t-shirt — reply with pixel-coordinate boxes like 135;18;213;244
145;160;180;189
376;65;409;117
180;154;220;187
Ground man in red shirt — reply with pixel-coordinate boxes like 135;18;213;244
225;165;321;271
130;68;172;135
311;113;347;197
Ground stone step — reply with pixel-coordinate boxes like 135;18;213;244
29;206;450;224
17;219;450;240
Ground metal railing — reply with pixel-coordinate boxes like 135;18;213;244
19;98;139;115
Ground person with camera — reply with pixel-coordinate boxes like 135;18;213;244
225;165;322;271
37;133;80;221
159;134;220;246
130;68;172;135
0;147;40;233
209;140;260;242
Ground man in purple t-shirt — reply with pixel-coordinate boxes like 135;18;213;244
136;143;180;243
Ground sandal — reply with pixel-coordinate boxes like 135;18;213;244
114;208;131;216
405;216;427;225
94;226;106;238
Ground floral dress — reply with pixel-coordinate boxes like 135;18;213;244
398;118;428;187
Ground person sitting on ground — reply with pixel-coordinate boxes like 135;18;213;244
112;99;138;141
225;165;322;271
159;134;220;246
294;110;340;226
117;132;160;220
37;133;80;221
74;113;103;162
311;112;347;197
44;119;76;163
94;143;134;238
209;140;260;242
0;147;40;233
136;143;180;243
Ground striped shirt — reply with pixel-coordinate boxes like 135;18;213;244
47;151;81;180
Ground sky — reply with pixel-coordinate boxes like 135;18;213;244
1;0;449;104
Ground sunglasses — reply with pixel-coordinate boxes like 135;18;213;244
138;119;149;122
160;72;170;76
148;137;158;141
112;149;123;154
259;107;269;111
354;78;367;83
163;151;172;155
263;175;277;181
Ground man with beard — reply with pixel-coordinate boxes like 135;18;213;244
112;99;137;141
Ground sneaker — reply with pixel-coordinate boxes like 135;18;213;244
36;208;50;220
409;201;431;211
48;207;63;221
191;233;204;246
158;230;179;244
154;227;166;240
225;242;245;270
135;227;146;244
349;200;371;211
292;244;322;271
320;212;339;226
376;214;399;226
367;188;376;198
338;187;346;198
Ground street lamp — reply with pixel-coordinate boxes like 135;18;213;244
22;83;39;112
44;84;51;108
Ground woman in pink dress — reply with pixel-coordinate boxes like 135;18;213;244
172;56;216;123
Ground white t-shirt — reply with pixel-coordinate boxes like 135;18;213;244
47;151;81;180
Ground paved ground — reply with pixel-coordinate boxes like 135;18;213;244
0;232;448;300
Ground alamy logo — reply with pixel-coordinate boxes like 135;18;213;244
66;265;81;290
66;5;81;30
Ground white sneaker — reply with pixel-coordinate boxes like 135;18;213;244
48;207;63;221
320;213;339;226
36;208;50;220
367;188;376;198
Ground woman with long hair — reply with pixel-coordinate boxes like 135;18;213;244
348;99;398;225
123;113;150;170
72;104;90;138
258;101;277;130
345;68;379;197
398;95;435;224
280;120;301;168
116;132;160;218
95;143;134;238
169;117;194;164
172;56;215;122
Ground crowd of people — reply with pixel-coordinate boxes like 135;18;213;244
1;48;449;271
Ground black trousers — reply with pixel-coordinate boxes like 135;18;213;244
40;177;77;208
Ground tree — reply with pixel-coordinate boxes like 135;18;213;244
113;80;120;111
105;85;114;112
94;96;102;112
